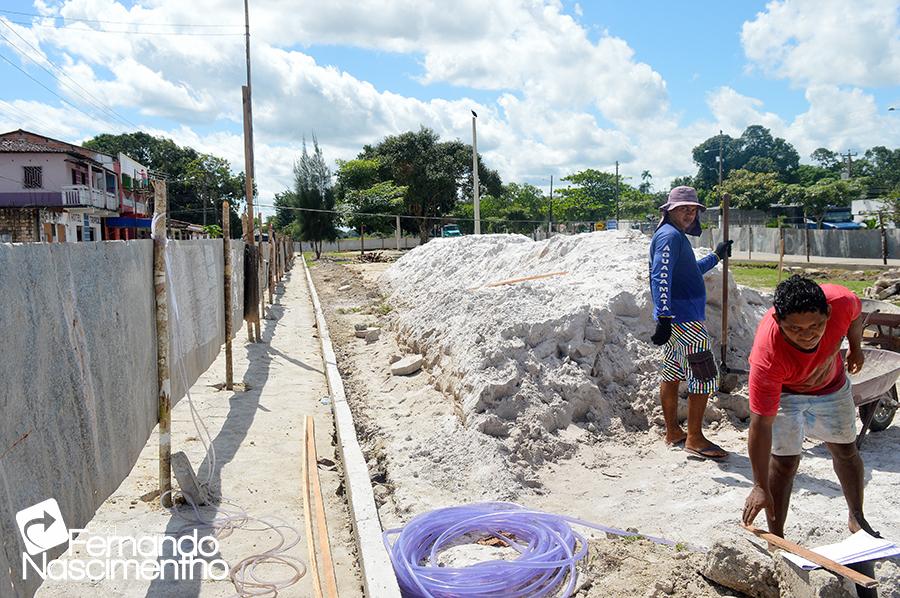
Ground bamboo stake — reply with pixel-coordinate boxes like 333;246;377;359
470;271;568;290
268;223;275;304
302;418;323;598
152;180;172;508
305;416;339;598
223;201;233;390
743;526;878;589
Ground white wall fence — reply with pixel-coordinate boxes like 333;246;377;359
690;226;898;262
295;236;422;254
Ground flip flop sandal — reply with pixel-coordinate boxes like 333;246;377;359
684;444;728;460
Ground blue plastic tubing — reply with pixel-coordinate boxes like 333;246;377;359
383;502;679;598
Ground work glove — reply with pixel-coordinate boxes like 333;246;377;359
651;317;673;346
714;240;733;261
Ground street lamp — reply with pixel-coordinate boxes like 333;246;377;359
471;110;480;234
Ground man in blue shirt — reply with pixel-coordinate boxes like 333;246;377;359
650;186;732;459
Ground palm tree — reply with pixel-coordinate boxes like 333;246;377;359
640;170;652;193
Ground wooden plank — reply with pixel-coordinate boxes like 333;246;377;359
302;418;323;598
743;525;878;589
470;271;568;290
306;416;340;598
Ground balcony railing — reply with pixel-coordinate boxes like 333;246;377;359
106;192;118;211
61;185;90;206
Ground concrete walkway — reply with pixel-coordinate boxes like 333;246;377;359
38;268;363;597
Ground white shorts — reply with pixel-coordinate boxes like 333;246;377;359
772;378;857;456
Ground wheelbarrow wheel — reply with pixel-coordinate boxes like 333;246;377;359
870;386;898;433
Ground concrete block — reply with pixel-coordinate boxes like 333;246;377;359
773;552;855;598
702;531;779;598
391;354;424;376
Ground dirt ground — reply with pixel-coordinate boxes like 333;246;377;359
309;251;900;597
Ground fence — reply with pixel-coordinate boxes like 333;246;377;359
295;236;422;254
0;235;270;597
690;226;898;262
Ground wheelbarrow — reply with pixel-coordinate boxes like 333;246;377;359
848;347;900;448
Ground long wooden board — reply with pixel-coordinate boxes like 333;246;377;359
743;525;878;589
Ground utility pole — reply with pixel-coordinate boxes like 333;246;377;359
242;0;255;246
471;110;480;234
615;160;620;225
841;149;858;180
242;0;261;342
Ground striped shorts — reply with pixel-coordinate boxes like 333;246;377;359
661;321;718;395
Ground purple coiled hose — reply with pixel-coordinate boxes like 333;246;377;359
383;502;680;598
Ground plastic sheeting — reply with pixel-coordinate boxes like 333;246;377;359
0;238;245;597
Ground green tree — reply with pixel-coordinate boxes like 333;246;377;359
670;175;695;189
292;137;339;258
342;181;407;236
692;125;799;189
810;147;841;170
556;169;618;221
359;127;501;242
717;169;782;210
800;179;861;228
639;170;653;193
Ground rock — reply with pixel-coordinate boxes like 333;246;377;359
584;325;605;342
773;552;855;597
391;354;424;376
702;531;779;598
714;393;751;420
354;323;368;331
572;342;598;359
389;354;402;364
876;283;900;300
338;284;352;292
365;328;381;342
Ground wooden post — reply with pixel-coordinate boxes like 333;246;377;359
223;201;233;390
255;211;263;338
880;212;888;265
804;211;811;263
778;227;786;283
268;223;275;304
152;180;173;508
360;225;365;257
720;192;730;372
395;215;401;251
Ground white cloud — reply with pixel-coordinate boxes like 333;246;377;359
742;0;900;87
4;0;899;212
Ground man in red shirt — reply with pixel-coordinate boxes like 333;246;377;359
741;275;880;539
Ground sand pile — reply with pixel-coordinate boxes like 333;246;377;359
380;231;769;464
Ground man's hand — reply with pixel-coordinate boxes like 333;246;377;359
714;240;733;261
743;485;773;527
846;347;865;375
651;317;673;346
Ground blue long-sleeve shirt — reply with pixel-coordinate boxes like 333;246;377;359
649;223;718;323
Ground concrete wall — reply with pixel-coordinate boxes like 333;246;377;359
0;238;246;597
294;236;422;254
691;226;899;260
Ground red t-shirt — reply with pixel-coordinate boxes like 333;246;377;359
748;285;862;417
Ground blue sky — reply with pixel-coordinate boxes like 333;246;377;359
1;0;898;209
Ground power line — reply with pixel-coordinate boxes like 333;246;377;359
4;19;243;37
0;9;243;28
0;51;108;125
0;24;139;129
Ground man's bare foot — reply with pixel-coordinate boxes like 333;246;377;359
684;434;728;459
665;429;687;446
849;511;882;538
